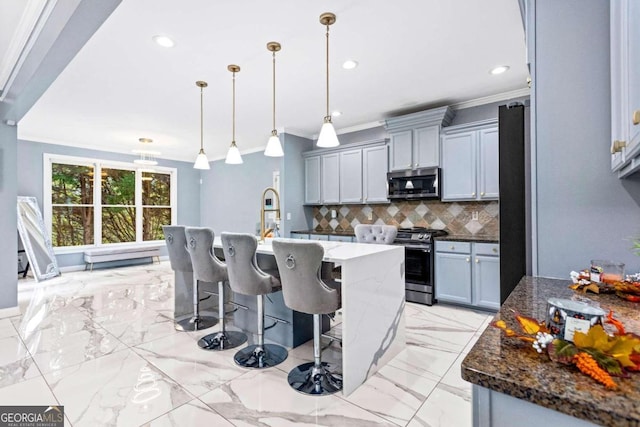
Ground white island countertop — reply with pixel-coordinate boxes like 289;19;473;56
212;235;406;396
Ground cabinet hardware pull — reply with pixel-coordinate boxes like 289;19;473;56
407;164;411;168
472;192;476;197
633;110;640;125
451;246;455;250
465;257;470;262
492;247;497;253
415;163;419;167
611;140;627;154
480;192;485;196
475;258;479;263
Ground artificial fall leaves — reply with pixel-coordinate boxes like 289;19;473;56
492;311;640;390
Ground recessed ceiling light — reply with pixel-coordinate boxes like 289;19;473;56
342;60;358;70
152;35;175;48
331;111;342;117
490;65;510;75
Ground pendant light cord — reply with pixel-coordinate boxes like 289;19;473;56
232;71;236;142
200;85;204;151
272;51;276;131
325;23;330;119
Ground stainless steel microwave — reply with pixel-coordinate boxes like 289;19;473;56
387;167;440;200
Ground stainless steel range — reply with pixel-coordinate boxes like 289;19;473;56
394;227;448;305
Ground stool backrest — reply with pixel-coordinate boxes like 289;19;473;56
221;232;276;296
162;225;192;272
354;224;397;244
184;227;227;283
272;240;339;315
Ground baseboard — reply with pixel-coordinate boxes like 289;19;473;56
0;306;21;319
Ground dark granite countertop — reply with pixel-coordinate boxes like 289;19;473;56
462;276;640;426
435;234;499;243
291;230;355;236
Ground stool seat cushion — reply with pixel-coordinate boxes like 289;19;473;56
354;224;397;244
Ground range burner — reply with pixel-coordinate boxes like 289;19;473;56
395;227;447;244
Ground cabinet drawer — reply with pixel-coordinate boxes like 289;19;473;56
309;234;330;241
328;235;353;242
291;233;309;240
475;243;499;256
435;241;471;254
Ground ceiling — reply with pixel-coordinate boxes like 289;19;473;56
15;0;528;163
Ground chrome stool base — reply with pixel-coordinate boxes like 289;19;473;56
198;330;247;351
175;316;218;332
234;344;288;369
287;362;343;395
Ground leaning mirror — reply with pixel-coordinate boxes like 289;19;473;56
17;196;60;281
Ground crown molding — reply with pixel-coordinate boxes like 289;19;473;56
450;87;530;110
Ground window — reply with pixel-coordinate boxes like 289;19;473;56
45;154;177;249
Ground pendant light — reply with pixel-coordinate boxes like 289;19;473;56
264;42;284;157
225;64;243;164
193;81;210;170
316;12;339;148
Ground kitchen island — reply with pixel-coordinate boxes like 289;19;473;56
214;237;406;396
462;276;640;426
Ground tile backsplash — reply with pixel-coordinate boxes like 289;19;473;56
312;200;499;237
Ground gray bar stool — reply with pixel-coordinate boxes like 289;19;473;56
354;224;398;244
272;239;342;395
184;227;247;351
162;225;217;332
221;233;288;369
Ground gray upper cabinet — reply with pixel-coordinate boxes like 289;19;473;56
610;0;640;177
384;106;455;172
321;153;340;204
389;130;413;171
340;149;363;203
442;120;499;201
304;156;321;204
363;145;389;203
303;138;388;205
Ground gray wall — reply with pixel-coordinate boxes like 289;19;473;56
281;133;314;235
17;139;201;268
199;150;282;235
534;0;640;277
0;124;18;309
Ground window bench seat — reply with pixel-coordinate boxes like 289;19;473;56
83;245;163;271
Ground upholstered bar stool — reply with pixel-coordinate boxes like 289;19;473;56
163;225;217;332
354;224;398;244
184;227;247;351
272;239;342;395
221;233;288;369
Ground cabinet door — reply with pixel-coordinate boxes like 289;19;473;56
339;149;363;203
441;131;477;200
478;127;499;200
321;153;340;204
414;125;440;168
363;145;389;203
389;130;413;171
291;233;309;239
328;235;353;242
611;0;628;171
627;0;640;156
435;252;472;304
309;234;329;241
473;255;500;310
304;156;321;204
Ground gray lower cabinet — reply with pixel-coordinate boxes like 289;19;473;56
291;233;309;239
309;234;329;241
328;235;353;242
435;241;500;310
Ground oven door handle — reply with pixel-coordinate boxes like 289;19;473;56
403;245;431;252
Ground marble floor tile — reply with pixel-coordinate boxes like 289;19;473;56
0;376;59;406
0;318;18;339
274;337;342;376
199;369;394;427
439;353;472;402
93;307;178;347
133;333;246;397
72;292;143;318
388;345;459;381
407;384;472;427
43;348;193;427
142;399;233;427
343;364;438;426
27;323;125;374
0;335;40;387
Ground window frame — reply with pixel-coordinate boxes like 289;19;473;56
44;153;178;254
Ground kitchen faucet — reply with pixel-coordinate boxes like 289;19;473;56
260;187;281;241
